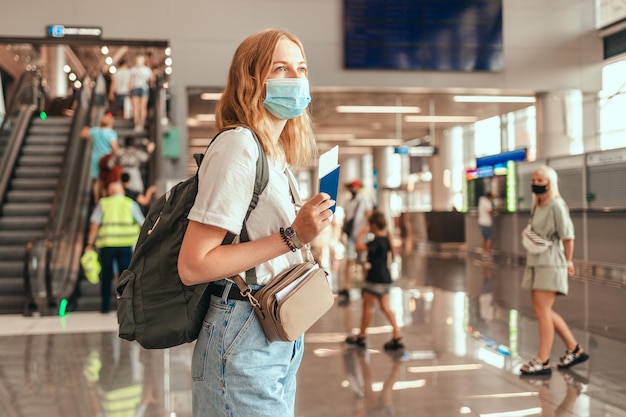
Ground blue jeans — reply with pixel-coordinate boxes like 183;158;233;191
99;246;132;313
192;281;304;417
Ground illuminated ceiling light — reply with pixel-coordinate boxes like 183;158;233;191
453;95;536;103
63;64;71;73
404;115;478;123
68;73;77;81
73;80;82;89
164;67;173;75
200;92;222;101
105;56;113;65
196;114;216;122
347;138;405;146
165;47;172;56
100;46;109;55
165;57;172;66
336;105;421;114
109;66;117;74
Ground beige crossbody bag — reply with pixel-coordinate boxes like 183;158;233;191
232;170;334;342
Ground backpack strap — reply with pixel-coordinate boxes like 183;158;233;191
193;127;269;285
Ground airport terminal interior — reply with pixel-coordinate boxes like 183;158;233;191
1;0;626;416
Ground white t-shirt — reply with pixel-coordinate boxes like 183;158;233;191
477;196;493;227
130;66;152;90
344;193;374;238
187;127;304;285
113;67;131;95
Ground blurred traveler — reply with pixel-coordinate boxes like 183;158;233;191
129;55;154;131
339;179;373;304
85;182;144;314
109;58;131;118
345;211;404;351
117;136;155;193
519;165;589;376
81;114;119;203
478;191;496;257
121;172;157;215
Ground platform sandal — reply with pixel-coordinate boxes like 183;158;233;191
557;345;589;369
383;337;405;351
345;335;367;348
520;357;552;376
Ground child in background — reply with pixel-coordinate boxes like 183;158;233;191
346;211;404;351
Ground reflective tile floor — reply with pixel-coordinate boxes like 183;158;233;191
1;248;626;417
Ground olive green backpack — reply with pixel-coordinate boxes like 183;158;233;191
115;128;268;349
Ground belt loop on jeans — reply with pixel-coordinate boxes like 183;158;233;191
221;281;234;302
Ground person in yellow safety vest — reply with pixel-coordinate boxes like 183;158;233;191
85;181;145;313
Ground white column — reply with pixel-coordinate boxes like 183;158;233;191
430;130;464;211
41;45;68;98
535;90;584;159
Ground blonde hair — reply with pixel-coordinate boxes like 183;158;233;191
532;164;561;209
100;114;114;128
215;29;316;166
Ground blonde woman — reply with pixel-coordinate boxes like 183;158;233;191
177;29;334;416
128;55;153;130
519;165;589;376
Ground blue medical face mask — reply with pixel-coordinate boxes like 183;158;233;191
263;78;311;120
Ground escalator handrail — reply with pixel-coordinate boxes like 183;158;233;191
0;70;42;211
22;74;95;314
0;107;36;209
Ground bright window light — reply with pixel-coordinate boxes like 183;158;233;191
196;114;216;122
200;92;222;100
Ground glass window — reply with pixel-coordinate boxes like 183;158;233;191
600;59;626;150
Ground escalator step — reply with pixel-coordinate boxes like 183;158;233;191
6;190;55;203
24;136;68;146
0;246;26;260
11;178;58;190
2;203;51;216
14;166;61;177
0;217;48;231
0;261;22;276
0;231;41;245
22;145;66;156
28;126;71;135
31;116;72;126
19;155;64;166
0;295;26;314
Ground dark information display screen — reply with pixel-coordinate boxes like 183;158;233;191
344;0;503;71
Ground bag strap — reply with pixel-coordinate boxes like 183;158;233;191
285;168;314;262
230;167;313;307
194;127;269;285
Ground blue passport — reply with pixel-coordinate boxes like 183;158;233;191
319;165;340;213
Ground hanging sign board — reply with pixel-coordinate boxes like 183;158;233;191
46;25;103;39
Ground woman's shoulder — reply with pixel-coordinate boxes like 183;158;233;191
548;197;570;212
210;127;260;156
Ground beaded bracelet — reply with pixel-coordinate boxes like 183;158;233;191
279;227;297;252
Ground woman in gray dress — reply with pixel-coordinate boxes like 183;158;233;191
519;165;589;376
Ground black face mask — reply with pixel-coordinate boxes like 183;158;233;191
532;184;548;195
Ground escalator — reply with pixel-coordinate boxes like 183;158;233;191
0;70;96;315
0;116;72;313
0;70;166;315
